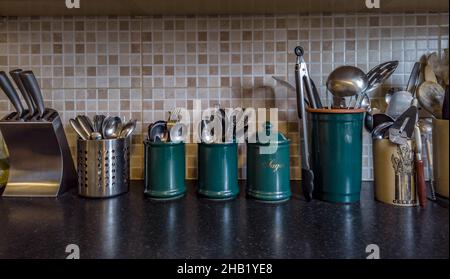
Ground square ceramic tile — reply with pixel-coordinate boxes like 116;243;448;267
0;13;448;180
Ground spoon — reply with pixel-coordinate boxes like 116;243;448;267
169;122;188;143
148;121;167;142
226;108;248;142
357;61;399;107
76;115;94;137
119;119;137;138
90;132;102;140
102;116;122;139
200;119;215;144
360;93;371;110
365;61;399;92
418;118;436;201
212;106;226;142
93;114;106;133
371;121;393;140
385;91;392;105
326;66;368;107
69;118;89;140
417;81;445;118
360;93;374;132
154;132;168;143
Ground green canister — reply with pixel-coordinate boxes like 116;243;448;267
308;108;365;203
246;122;291;202
144;141;186;199
197;142;239;200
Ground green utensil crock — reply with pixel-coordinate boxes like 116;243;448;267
144;141;186;199
197;142;239;200
247;122;291;202
309;108;365;203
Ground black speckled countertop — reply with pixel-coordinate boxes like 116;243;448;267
0;181;448;259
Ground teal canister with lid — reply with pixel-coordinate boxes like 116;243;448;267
246;122;291;202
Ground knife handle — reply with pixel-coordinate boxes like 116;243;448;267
415;159;427;207
308;78;323;109
0;71;24;118
9;69;36;117
19;70;45;118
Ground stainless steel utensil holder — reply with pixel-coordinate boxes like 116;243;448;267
0;113;77;197
77;137;130;198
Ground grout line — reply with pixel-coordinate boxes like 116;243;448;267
1;13;449;180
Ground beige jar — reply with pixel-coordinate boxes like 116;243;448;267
373;139;418;206
432;119;449;198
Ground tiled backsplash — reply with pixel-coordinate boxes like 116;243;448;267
0;13;448;180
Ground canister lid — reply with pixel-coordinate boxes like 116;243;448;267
249;122;290;146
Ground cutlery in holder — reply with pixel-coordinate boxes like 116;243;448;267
77;137;130;198
0;112;77;197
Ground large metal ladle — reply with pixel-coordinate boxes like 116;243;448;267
326;65;368;108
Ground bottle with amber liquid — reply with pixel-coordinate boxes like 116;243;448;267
0;133;9;189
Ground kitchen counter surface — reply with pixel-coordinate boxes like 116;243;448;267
0;181;448;259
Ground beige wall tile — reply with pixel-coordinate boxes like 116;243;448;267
0;13;448;180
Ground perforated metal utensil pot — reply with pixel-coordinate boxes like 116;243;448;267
77;137;130;198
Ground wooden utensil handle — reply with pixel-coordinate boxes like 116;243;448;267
416;159;427;207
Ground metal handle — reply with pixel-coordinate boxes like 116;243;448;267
294;46;314;202
19;70;45;118
294;47;311;169
294;64;303;119
0;71;24;119
406;62;421;96
424;136;436;201
70;119;90;141
9;69;36;118
78;115;94;135
307;77;323;109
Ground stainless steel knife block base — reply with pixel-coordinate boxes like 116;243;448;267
0;114;76;197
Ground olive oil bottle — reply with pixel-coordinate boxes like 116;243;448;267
0;133;9;189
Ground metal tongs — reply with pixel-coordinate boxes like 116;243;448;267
388;62;421;145
294;46;316;202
